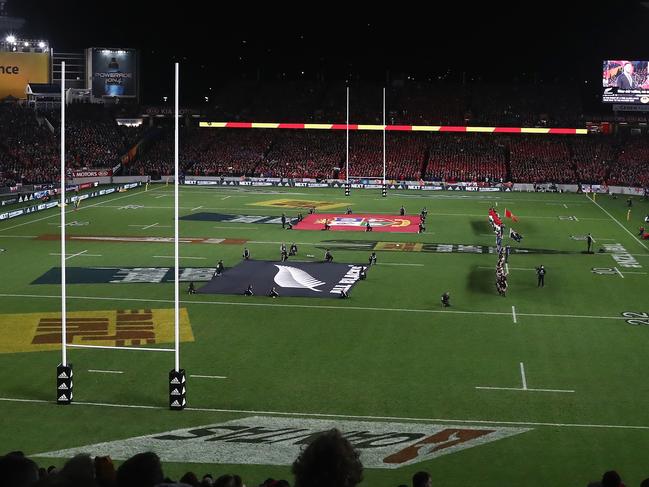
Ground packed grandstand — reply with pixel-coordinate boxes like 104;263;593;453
1;83;649;190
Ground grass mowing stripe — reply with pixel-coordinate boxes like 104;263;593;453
586;193;649;252
0;397;645;431
0;186;161;233
0;293;630;321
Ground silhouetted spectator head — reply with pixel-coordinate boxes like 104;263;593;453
115;452;163;487
601;471;622;487
214;474;237;487
292;429;363;487
180;471;200;486
58;454;97;486
640;477;649;487
0;452;39;487
94;456;116;487
412;471;432;487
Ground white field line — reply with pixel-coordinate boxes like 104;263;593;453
564;204;568;209
475;386;575;393
88;369;124;374
92;205;611;221
586;194;649;252
49;252;102;258
505;263;510;274
0;185;159;233
190;374;228;379
520;362;527;389
141;222;159;230
0;292;633;322
247;240;370;247
64;250;87;260
191;205;204;211
128;224;172;229
512;306;517;324
573;216;580;222
478;266;535;271
68;344;174;352
152;256;207;260
376;263;424;267
222;196;231;200
0;396;632;429
155;195;166;199
213;226;260;230
623;271;648;274
614;267;625;279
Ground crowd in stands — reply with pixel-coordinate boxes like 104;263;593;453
3;80;649;187
426;135;507;182
609;138;649;187
509;137;574;183
0;429;433;487
2;437;645;487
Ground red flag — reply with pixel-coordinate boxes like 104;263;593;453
505;208;519;222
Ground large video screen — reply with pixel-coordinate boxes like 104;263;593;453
602;60;649;104
88;48;137;98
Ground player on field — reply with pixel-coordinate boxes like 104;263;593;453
586;233;594;253
418;221;425;234
365;220;373;232
187;282;196;294
243;247;250;260
323;219;331;231
281;213;287;229
268;287;280;298
441;292;450;307
324;249;333;262
369;252;377;265
244;284;254;296
289;243;298;256
215;260;224;277
536;265;546;287
399;205;406;216
346;207;353;214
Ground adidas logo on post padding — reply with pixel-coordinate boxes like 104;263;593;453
58;372;68;379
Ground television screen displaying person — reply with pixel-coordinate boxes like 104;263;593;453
617;63;636;89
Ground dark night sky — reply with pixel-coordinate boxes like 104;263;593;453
6;1;649;104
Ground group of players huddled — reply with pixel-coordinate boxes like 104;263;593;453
489;207;514;297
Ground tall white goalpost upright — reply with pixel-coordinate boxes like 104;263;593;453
169;62;187;410
382;87;387;197
57;62;74;404
345;86;350;196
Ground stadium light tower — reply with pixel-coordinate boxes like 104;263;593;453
5;34;15;43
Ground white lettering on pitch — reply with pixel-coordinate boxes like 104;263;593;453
603;243;642;269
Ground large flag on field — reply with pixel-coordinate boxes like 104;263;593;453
504;208;519;222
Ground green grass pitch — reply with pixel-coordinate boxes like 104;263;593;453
0;184;648;486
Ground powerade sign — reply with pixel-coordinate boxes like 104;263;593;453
88;48;138;98
198;260;365;298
